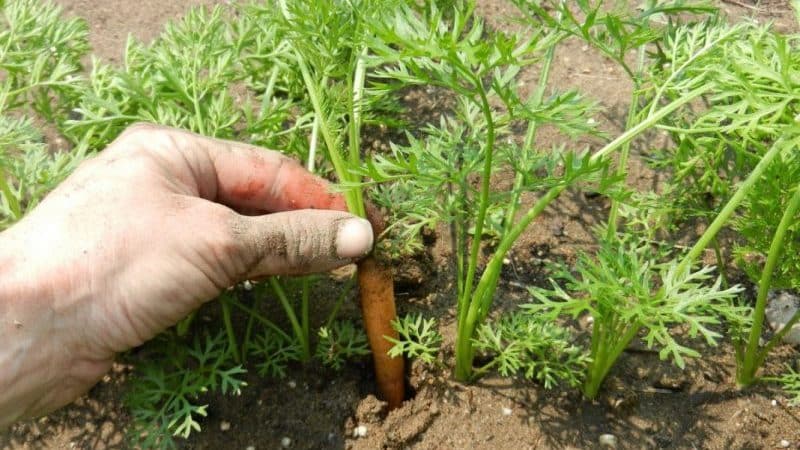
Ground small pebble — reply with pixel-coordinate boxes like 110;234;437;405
246;446;255;450
288;380;297;389
242;280;253;291
502;258;511;265
772;399;778;406
501;407;513;416
353;425;368;438
281;437;292;448
780;439;791;448
220;421;231;432
599;433;617;448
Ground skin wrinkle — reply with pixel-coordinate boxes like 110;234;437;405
228;211;269;279
267;155;290;210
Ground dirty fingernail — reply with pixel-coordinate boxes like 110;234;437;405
336;217;374;258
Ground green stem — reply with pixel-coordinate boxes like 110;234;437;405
242;292;261;359
459;78;496;325
323;275;356;329
605;0;658;238
711;237;729;289
220;295;241;363
269;277;311;361
738;184;800;386
259;65;280;121
606;62;646;237
347;49;368;214
454;86;711;381
0;168;21;220
590;85;710;164
229;297;292;342
295;52;362;215
584;323;641;399
503;24;559;232
191;58;207;136
301;277;311;349
175;311;196;337
677;137;789;275
758;309;800;367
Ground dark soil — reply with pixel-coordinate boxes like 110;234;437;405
3;1;800;449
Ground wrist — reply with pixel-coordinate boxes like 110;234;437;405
0;225;111;428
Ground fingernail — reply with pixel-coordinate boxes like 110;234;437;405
336;217;374;258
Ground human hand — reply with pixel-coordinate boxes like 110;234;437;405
0;124;373;426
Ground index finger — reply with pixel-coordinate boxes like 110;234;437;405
116;124;349;214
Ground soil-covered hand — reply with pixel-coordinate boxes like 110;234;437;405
0;124;373;427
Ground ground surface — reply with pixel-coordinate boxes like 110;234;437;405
3;0;800;449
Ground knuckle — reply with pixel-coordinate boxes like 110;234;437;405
283;213;335;269
213;207;243;255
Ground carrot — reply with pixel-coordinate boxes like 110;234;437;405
356;211;404;409
357;255;404;408
268;166;405;408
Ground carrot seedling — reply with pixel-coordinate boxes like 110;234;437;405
364;0;733;382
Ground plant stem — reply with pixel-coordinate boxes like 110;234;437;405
301;277;311;351
0;168;21;220
453;85;711;381
503;25;559;233
606;37;647;239
711;236;729;288
347;48;368;213
269;277;311;361
459;77;496;323
295;52;363;215
229;297;293;342
220;295;241;363
242;292;261;359
323;275;356;329
738;183;800;386
454;76;498;381
677;138;789;275
584;321;641;399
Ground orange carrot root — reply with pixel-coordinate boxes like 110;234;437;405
283;182;404;408
357;254;405;409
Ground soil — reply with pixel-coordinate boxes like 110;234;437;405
3;1;800;449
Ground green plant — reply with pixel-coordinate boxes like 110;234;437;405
387;314;442;365
768;362;800;405
316;320;371;370
364;0;736;382
125;331;246;450
0;0;91;227
528;235;743;398
473;312;589;388
0;116;88;226
643;16;800;386
0;0;88;122
246;327;303;379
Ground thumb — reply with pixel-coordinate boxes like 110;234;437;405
236;209;374;277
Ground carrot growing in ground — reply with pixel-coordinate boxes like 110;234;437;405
357;213;404;409
264;158;405;407
273;0;406;407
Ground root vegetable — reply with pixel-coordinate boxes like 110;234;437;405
274;174;404;408
357;254;404;409
357;212;404;409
